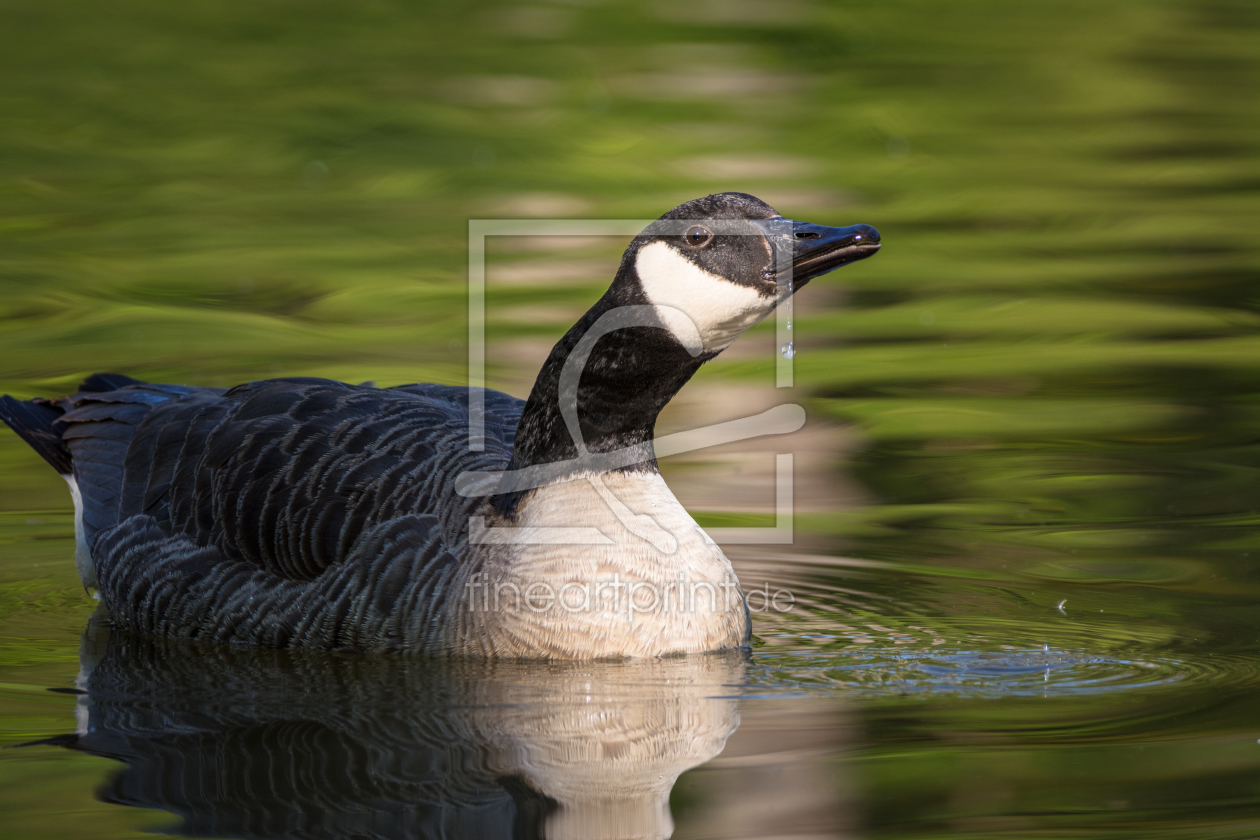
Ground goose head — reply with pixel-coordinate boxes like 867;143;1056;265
506;192;880;476
616;191;880;354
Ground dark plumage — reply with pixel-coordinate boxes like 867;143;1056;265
0;394;72;475
52;377;521;651
1;192;879;657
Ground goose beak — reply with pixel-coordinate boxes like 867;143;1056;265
785;221;880;288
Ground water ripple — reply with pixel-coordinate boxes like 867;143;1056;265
747;633;1260;698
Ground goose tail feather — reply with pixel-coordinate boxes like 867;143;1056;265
0;394;72;476
0;373;150;476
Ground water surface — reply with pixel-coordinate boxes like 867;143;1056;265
2;0;1260;837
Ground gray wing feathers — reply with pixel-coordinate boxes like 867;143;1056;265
94;513;462;652
49;377;523;650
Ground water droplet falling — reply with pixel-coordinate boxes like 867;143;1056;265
781;342;795;359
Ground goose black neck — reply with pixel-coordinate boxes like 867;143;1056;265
506;291;708;477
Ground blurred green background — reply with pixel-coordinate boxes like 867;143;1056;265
2;0;1260;837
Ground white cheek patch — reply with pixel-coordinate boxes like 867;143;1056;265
635;241;775;352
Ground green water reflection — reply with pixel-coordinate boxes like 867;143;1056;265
1;0;1259;837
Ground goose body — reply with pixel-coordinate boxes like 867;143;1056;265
1;193;879;658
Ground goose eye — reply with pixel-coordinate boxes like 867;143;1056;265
685;225;712;247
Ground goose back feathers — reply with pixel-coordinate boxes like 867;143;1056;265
24;376;523;651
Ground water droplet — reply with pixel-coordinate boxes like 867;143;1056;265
786;319;792;330
781;342;795;359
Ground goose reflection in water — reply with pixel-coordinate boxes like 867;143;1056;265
52;616;747;840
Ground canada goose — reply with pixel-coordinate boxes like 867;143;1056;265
0;192;879;658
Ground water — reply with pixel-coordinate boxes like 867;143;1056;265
2;0;1260;837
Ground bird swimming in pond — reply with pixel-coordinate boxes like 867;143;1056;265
0;192;879;658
